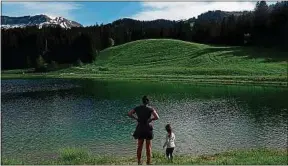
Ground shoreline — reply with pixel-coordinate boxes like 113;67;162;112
1;73;287;87
2;148;287;165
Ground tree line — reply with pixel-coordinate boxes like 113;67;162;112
2;1;287;70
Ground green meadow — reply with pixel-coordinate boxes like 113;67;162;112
2;39;287;86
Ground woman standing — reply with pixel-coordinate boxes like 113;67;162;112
128;96;159;165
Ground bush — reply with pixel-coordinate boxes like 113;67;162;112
47;61;58;71
109;38;115;47
35;55;47;72
26;56;32;68
75;59;83;66
93;50;99;61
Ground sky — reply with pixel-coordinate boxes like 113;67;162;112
2;1;276;26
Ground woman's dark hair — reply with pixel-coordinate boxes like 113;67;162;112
142;96;149;105
165;124;172;133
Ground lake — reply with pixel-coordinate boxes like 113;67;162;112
1;79;287;163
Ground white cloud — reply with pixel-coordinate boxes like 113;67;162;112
131;2;257;21
2;2;82;20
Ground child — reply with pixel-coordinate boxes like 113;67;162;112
163;124;175;161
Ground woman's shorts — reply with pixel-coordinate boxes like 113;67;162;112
133;124;153;140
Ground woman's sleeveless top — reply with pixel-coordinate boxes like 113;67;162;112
134;105;153;124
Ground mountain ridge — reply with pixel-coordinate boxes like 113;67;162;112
1;10;244;29
1;14;83;29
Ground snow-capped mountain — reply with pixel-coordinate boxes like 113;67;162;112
1;15;83;29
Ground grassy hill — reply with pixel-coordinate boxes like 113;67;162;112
92;39;286;75
2;39;287;85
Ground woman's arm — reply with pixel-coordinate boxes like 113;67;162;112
149;108;159;123
128;109;138;121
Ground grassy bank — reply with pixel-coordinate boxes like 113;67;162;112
1;73;287;87
2;39;287;86
2;148;287;165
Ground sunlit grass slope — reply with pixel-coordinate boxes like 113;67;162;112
90;39;286;76
2;39;287;85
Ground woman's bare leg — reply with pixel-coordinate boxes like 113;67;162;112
146;140;152;164
137;139;144;164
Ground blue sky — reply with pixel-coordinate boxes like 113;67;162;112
2;1;276;26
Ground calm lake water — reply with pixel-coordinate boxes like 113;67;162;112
1;79;287;163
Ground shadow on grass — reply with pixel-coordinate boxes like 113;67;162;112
229;47;287;62
198;46;287;63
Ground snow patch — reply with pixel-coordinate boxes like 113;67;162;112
1;15;82;29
